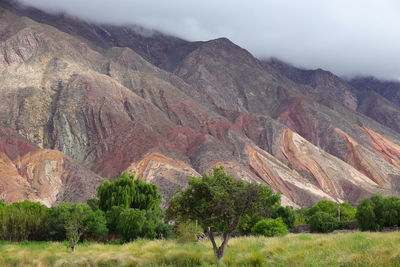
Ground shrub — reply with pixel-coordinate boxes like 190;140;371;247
251;218;289;237
116;209;169;241
355;195;400;231
237;214;264;235
272;206;296;229
105;206;126;234
309;212;339;233
46;203;107;241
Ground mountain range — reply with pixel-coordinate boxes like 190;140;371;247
1;0;400;208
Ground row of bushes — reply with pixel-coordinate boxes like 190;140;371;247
293;195;400;233
0;173;172;245
356;195;400;231
294;200;357;233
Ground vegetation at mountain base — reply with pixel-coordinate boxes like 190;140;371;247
356;194;400;231
2;232;400;266
0;173;170;247
251;217;289;237
292;199;357;233
2;167;400;264
167;166;281;261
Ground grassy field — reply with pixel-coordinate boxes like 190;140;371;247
1;232;400;266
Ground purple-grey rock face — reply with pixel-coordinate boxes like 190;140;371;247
1;0;400;207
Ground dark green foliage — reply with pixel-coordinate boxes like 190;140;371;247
305;200;356;225
251;218;289;237
133;178;162;211
356;198;379;231
46;203;107;241
237;214;264;235
271;206;296;229
154;221;173;239
306;200;337;219
87;198;99;211
105;206;126;234
116;209;169;241
83;209;108;239
0;201;48;241
309;212;339;233
97;173;161;212
356;195;400;231
46;202;75;241
167;166;280;261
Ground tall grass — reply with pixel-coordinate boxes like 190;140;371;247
1;232;400;266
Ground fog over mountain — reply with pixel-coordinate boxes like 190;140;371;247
16;0;400;80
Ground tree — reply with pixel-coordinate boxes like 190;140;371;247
167;166;280;262
339;202;357;222
97;173;161;212
309;211;339;233
251;218;288;237
64;204;108;252
356;195;400;231
47;203;107;243
66;212;84;253
356;197;379;231
105;206;126;234
271;206;296;229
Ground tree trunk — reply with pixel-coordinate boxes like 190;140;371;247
207;227;231;264
71;245;75;253
216;232;230;261
207;227;219;262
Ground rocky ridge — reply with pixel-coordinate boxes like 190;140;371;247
1;1;400;207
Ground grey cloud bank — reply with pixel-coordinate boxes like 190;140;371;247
18;0;400;80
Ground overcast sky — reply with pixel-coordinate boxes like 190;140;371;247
18;0;400;80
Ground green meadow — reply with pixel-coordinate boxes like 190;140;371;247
1;232;400;267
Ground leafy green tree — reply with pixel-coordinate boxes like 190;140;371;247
97;173;161;212
381;197;400;227
305;200;356;225
167;166;280;262
66;212;84;253
46;202;75;241
306;200;337;220
271;206;296;229
309;211;339;233
47;203;107;242
251;218;289;237
356;197;379;231
356;195;400;231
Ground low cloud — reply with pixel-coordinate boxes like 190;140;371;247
18;0;400;80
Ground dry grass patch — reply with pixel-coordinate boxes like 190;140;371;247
1;232;400;266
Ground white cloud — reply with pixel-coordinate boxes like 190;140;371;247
18;0;400;79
